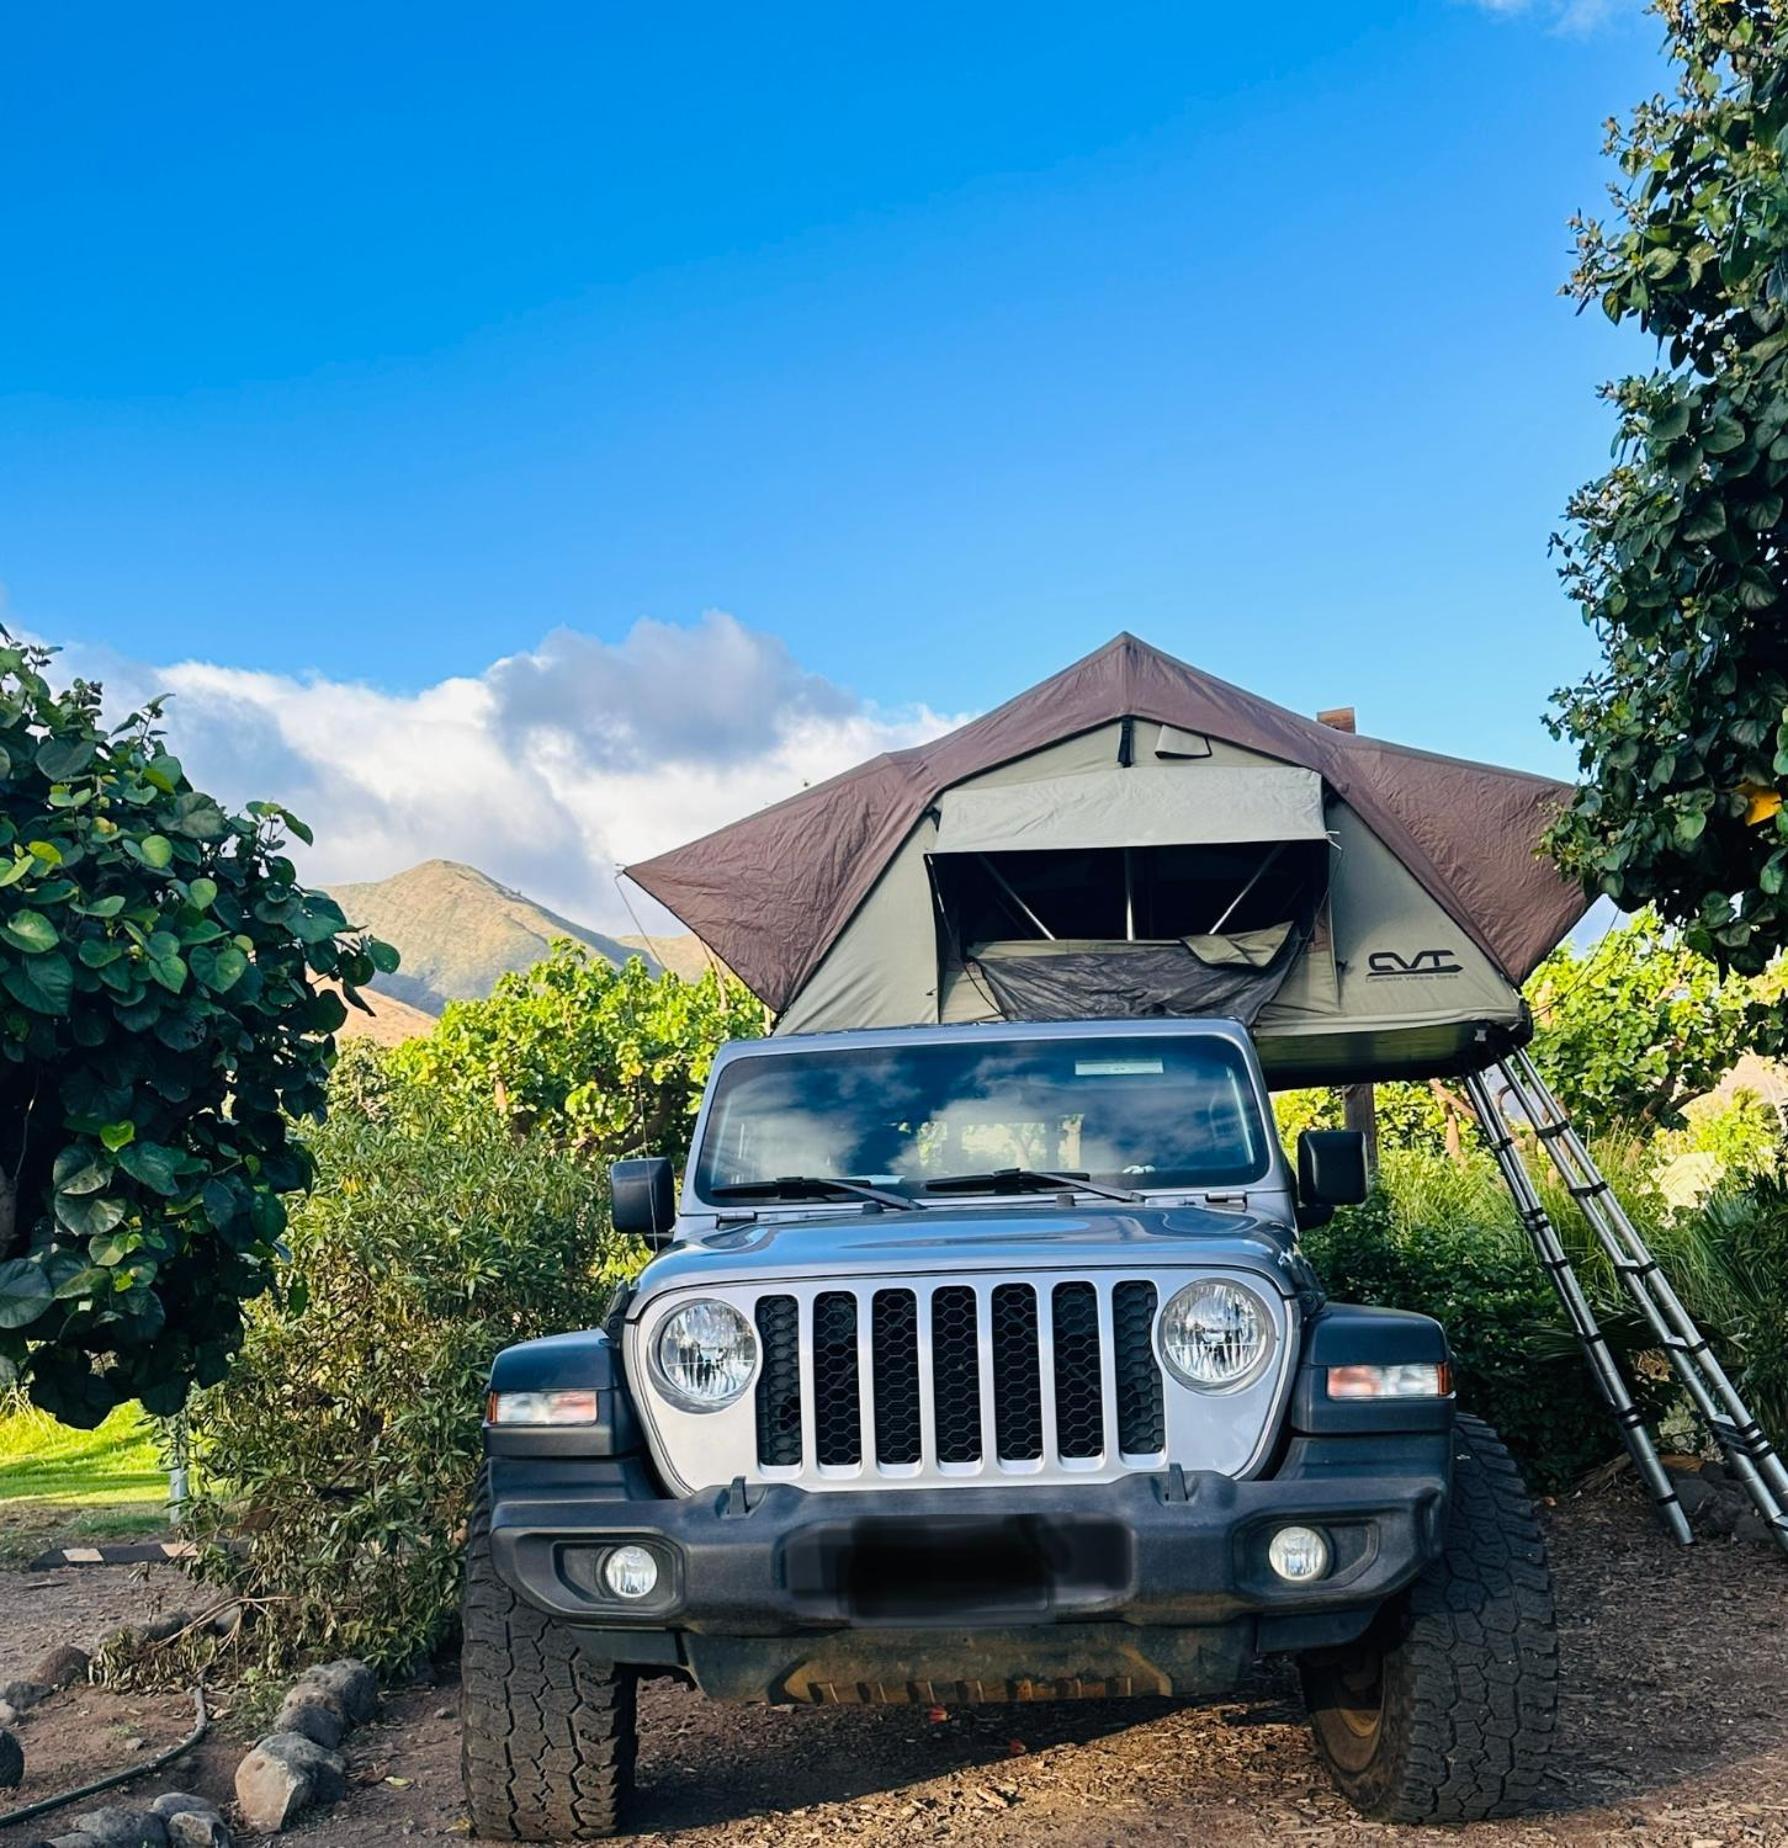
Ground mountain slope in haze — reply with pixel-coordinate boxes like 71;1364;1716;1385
330;860;659;1014
618;933;720;983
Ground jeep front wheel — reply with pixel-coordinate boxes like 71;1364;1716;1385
461;1473;638;1840
1299;1413;1559;1823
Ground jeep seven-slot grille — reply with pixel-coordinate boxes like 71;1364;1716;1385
752;1279;1168;1473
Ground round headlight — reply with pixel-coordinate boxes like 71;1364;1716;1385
1159;1279;1275;1390
654;1299;758;1411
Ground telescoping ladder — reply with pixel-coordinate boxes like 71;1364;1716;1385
1465;1049;1788;1557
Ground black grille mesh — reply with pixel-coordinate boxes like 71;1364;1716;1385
812;1291;862;1466
870;1288;922;1465
931;1285;982;1463
754;1294;802;1468
991;1284;1044;1461
754;1277;1164;1475
1052;1281;1105;1459
1112;1280;1165;1454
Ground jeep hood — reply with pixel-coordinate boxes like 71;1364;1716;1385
628;1202;1314;1309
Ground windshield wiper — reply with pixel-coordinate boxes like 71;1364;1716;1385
921;1168;1141;1204
707;1175;920;1212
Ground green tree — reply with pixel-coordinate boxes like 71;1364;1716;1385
1548;0;1788;977
1526;908;1755;1134
0;637;393;1425
387;943;763;1165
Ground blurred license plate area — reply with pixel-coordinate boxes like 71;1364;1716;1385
784;1515;1131;1622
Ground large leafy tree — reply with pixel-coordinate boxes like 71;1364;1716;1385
1549;0;1788;977
0;638;394;1425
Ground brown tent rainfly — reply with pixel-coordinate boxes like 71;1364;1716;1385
627;634;1592;1084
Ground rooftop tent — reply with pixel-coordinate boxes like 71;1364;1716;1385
626;635;1592;1085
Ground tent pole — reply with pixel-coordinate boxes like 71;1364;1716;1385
978;855;1055;940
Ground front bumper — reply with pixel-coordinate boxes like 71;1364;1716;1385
489;1444;1448;1672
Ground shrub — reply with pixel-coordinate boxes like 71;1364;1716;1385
1305;1149;1676;1488
386;943;762;1165
178;1085;634;1677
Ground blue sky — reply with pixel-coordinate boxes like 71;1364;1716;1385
0;1;1663;922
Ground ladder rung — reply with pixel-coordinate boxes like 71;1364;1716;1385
1613;1257;1661;1279
1662;1334;1712;1357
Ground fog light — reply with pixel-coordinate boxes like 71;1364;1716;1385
601;1544;660;1600
1267;1525;1330;1583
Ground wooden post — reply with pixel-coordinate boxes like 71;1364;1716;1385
1319;706;1379;1178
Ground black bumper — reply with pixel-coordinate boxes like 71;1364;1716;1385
489;1440;1448;1689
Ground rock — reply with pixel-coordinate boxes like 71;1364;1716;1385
139;1612;195;1645
299;1659;377;1725
207;1605;244;1638
0;1724;22;1788
30;1643;91;1691
164;1813;230;1848
0;1679;46;1715
1672;1473;1717;1517
433;1704;456;1721
64;1807;167;1847
146;1795;209;1821
235;1732;346;1833
273;1690;344;1749
148;1796;229;1848
1734;1510;1773;1544
0;1700;18;1727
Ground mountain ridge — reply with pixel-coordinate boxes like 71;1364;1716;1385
329;859;664;1015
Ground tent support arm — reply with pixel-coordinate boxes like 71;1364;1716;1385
1208;842;1285;936
978;855;1056;940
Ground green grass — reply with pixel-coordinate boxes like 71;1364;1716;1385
0;1400;167;1506
0;1399;173;1561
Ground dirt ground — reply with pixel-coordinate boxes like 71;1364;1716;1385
2;1477;1787;1846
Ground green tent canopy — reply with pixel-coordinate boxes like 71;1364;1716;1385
627;635;1590;1084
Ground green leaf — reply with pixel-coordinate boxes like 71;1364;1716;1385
53;1188;124;1239
190;941;248;993
1;950;74;1015
142;752;183;793
33;736;95;781
369;937;400;974
187;877;218;910
0;909;58;954
53;1146;112;1195
136;834;174;870
0;857;32;890
0;1259;52;1331
117;1139;184;1196
74;895;126;918
99;1119;137;1152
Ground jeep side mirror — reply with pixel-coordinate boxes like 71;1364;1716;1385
610;1157;676;1249
1296;1129;1369;1228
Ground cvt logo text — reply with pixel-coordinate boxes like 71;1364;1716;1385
1366;948;1463;978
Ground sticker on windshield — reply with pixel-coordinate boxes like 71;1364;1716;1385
1074;1058;1164;1076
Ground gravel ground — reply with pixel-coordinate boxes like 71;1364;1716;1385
2;1478;1786;1845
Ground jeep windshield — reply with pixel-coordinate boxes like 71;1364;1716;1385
690;1032;1271;1204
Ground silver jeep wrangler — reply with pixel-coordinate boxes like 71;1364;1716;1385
462;1019;1557;1837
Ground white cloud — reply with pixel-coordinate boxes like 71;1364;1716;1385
1460;0;1621;32
50;613;964;933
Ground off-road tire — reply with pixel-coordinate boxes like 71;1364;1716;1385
1299;1413;1559;1823
461;1472;638;1840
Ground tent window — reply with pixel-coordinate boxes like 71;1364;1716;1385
932;839;1327;949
